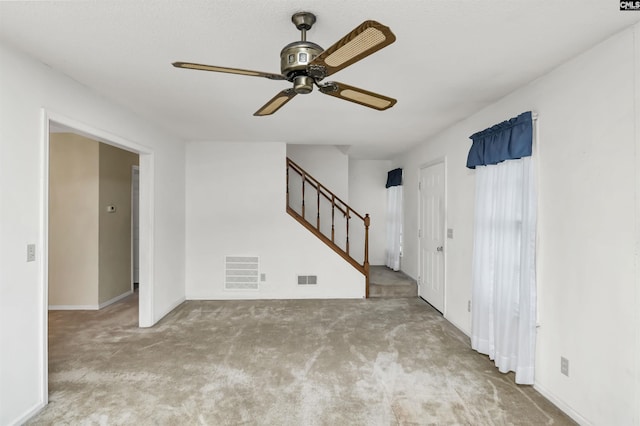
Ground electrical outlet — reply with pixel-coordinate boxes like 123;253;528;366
447;228;454;239
27;244;36;262
561;357;569;376
467;300;471;312
260;273;266;282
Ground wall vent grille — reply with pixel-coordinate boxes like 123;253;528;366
297;275;318;285
225;256;259;290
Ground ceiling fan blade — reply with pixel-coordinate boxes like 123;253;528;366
172;62;286;81
254;89;297;116
308;20;395;78
319;82;396;111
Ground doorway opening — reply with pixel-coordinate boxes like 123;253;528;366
48;129;139;309
132;165;140;292
42;111;155;406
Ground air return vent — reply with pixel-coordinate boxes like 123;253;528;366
297;275;318;285
225;256;259;290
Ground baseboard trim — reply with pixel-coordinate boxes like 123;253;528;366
534;382;591;425
48;291;133;311
443;315;471;338
9;400;46;426
99;290;133;309
48;304;99;310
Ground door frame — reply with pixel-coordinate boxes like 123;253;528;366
41;109;156;405
417;157;447;315
131;165;140;292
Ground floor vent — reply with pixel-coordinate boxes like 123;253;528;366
225;256;259;290
297;275;318;285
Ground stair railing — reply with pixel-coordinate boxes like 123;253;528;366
286;158;370;297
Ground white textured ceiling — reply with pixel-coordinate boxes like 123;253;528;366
1;1;638;159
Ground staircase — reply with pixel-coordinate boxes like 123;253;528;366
286;158;371;297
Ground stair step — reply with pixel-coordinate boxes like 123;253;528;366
369;282;418;298
368;265;418;298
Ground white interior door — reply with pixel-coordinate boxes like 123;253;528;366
419;162;445;312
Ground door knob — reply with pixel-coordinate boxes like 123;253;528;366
436;246;443;252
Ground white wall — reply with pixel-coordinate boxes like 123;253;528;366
395;25;639;425
0;43;186;425
98;143;139;305
48;134;100;307
286;144;349;201
185;142;365;300
635;23;640;426
348;159;391;266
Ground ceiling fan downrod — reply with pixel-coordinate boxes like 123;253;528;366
291;11;316;41
281;12;324;94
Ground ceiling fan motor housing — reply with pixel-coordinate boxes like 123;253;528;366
280;41;323;93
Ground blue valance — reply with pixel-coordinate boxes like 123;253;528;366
386;168;403;188
466;111;533;169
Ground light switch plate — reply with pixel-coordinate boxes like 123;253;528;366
27;244;36;262
561;357;569;376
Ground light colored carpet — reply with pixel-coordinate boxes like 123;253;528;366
30;295;575;425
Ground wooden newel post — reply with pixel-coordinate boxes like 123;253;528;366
364;214;370;267
364;213;370;298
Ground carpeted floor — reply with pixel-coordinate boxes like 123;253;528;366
29;295;575;425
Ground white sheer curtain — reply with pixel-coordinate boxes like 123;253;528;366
385;185;403;271
470;156;537;384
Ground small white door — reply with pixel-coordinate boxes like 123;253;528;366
419;162;445;312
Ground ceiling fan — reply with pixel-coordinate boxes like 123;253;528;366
172;12;397;116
